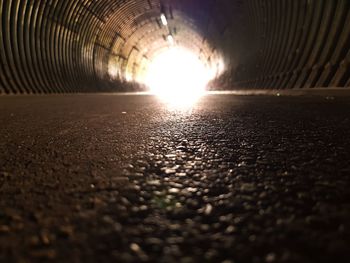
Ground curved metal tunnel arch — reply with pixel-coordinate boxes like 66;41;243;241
1;0;350;94
95;3;221;85
0;0;227;94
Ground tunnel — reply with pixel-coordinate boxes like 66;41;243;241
1;1;350;263
2;0;350;94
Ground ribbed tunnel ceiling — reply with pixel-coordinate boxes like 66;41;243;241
97;0;221;83
1;0;235;94
1;0;350;94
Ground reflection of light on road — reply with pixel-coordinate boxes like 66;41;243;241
144;47;217;108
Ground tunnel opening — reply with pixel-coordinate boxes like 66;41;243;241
140;45;223;105
103;2;225;94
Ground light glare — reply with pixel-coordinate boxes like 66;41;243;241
144;48;214;106
160;14;168;26
167;35;174;45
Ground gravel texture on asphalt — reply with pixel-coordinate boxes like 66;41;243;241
0;94;350;263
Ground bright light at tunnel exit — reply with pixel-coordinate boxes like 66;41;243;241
144;47;216;106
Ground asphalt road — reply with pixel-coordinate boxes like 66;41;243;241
0;94;350;263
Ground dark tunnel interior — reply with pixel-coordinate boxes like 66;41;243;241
1;0;350;94
1;1;350;263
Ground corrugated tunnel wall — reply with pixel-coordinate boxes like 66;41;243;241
232;0;350;90
1;0;350;94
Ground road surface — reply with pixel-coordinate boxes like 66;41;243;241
0;94;350;263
